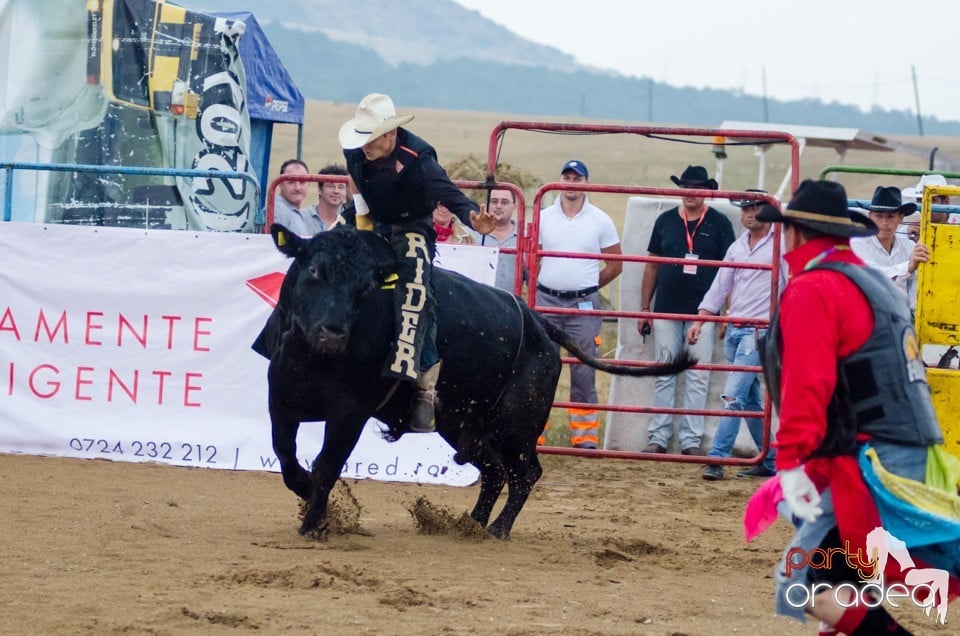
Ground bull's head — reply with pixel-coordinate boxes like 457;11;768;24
271;224;392;356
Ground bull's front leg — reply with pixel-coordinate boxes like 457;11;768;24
299;414;367;536
271;408;312;500
467;442;508;528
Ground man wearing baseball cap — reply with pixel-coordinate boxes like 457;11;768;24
536;159;622;449
745;179;954;634
338;93;495;433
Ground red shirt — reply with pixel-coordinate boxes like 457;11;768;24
774;236;874;470
761;243;960;597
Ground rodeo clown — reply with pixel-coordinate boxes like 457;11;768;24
742;180;960;635
338;93;495;433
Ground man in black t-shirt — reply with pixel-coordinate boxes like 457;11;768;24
637;166;735;455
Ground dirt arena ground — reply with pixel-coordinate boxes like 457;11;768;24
0;452;947;635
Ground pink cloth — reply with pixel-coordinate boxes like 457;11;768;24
743;474;784;542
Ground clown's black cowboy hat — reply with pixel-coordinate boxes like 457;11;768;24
856;186;917;215
670;165;718;190
756;179;878;238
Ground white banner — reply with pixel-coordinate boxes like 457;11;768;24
0;223;498;486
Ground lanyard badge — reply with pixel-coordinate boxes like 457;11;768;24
680;206;706;275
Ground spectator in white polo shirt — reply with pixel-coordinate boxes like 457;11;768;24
536;159;622;448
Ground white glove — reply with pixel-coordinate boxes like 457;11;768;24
353;194;369;216
779;466;823;523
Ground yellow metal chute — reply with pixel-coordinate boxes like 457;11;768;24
915;184;960;456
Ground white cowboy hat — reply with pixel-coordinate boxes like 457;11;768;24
338;93;414;150
901;174;948;201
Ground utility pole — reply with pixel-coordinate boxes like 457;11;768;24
912;65;924;136
761;66;769;123
647;78;653;122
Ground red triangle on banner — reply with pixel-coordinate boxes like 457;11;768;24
246;272;285;308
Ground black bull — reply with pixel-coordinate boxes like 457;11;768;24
253;225;696;539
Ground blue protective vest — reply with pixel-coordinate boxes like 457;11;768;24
763;261;943;458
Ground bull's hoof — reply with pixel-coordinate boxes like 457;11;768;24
298;518;328;537
297;501;328;538
486;522;511;540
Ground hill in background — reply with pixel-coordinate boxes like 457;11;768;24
193;0;960;136
194;0;579;70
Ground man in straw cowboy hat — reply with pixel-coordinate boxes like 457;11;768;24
338;93;495;433
743;180;958;635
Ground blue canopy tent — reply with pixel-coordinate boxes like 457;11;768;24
213;11;305;210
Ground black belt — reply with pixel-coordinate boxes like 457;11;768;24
537;284;598;299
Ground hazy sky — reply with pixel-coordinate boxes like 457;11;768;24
452;0;957;123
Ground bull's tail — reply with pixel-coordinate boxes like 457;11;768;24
537;314;697;376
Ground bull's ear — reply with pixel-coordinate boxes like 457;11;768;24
270;224;305;257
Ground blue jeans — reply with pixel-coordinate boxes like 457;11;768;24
707;326;775;471
648;318;715;450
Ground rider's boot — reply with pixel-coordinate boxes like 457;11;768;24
409;360;442;433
